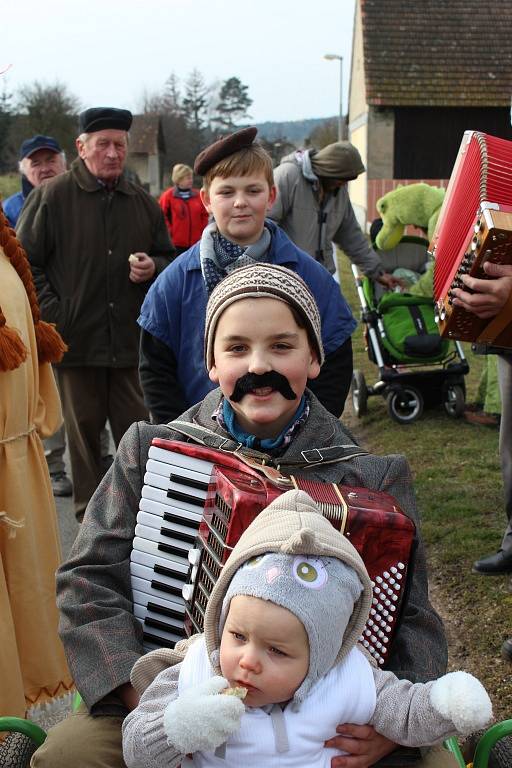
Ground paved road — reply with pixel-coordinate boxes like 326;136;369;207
55;490;79;561
54;433;115;560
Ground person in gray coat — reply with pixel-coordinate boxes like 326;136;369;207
268;141;401;288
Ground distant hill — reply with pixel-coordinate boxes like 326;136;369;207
254;117;336;145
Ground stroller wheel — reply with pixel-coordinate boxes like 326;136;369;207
387;386;423;424
351;370;368;417
444;384;465;418
462;727;512;768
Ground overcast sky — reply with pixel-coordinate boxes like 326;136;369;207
2;0;356;123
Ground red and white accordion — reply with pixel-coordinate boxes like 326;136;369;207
431;130;512;346
130;439;415;667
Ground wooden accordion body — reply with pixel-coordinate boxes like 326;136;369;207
431;131;512;345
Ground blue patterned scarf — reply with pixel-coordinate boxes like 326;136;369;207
212;395;310;455
199;222;271;294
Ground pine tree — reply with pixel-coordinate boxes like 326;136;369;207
182;69;209;132
0;83;13;173
162;73;182;115
213;77;252;133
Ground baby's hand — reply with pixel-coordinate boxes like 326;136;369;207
163;676;245;754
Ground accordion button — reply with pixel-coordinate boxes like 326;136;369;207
188;548;201;566
182;584;194;602
390;566;397;574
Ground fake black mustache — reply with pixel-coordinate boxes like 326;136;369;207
230;371;297;402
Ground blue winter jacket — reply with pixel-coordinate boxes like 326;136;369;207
3;191;25;228
138;220;357;408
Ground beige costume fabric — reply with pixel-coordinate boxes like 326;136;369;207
0;246;73;726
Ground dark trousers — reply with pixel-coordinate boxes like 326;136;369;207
498;355;512;550
56;366;148;520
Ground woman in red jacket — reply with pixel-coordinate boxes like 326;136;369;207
159;164;209;255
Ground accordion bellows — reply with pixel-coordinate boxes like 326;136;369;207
431;131;512;346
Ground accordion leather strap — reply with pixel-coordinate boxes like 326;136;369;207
167;420;368;471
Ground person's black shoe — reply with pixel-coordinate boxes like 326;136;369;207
50;471;73;497
502;638;512;662
473;549;512;575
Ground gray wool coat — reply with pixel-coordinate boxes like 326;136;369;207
268;150;382;277
56;389;446;716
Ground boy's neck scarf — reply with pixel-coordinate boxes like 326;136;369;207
199;221;271;294
213;394;309;455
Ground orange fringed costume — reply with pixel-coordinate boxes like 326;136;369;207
0;207;74;728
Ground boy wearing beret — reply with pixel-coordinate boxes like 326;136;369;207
32;264;454;767
138;127;356;424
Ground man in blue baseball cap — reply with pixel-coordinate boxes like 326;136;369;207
2;134;66;227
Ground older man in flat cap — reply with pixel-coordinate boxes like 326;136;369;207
269;141;400;289
17;107;174;522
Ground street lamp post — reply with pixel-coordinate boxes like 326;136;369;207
323;53;343;141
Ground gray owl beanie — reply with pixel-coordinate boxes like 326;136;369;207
205;490;373;704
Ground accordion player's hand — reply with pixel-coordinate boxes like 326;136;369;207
163;676;245;754
452;263;512;319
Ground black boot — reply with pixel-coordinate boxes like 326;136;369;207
502;638;512;662
472;549;512;575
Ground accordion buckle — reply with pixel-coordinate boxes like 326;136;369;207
301;448;324;463
233;451;293;488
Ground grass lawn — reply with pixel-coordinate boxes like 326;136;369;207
0;173;20;202
337;250;512;721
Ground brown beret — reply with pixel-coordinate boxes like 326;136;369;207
194;126;258;176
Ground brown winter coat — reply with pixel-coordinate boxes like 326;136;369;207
17;158;174;367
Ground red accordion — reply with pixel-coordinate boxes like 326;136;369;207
431;130;512;346
131;439;415;667
181;449;415;667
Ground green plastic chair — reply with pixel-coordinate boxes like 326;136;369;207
1;714;511;767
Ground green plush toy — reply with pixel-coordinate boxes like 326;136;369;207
375;182;445;251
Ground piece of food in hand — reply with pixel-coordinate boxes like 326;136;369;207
128;253;140;264
222;686;247;700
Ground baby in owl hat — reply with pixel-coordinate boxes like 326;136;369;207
122;490;492;768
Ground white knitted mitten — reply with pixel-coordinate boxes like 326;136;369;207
430;671;493;734
163;676;245;754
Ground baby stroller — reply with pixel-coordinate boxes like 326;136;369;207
351;236;469;424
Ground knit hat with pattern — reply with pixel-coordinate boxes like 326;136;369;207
204;263;324;369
